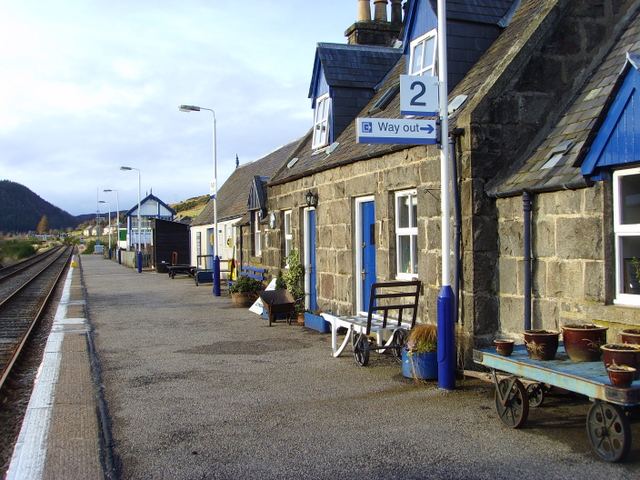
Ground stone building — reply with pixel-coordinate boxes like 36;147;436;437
255;0;640;347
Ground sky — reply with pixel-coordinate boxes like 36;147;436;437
0;0;359;215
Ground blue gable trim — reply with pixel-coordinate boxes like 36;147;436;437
582;58;640;178
402;0;437;55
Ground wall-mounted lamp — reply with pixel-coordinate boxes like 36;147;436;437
305;190;318;208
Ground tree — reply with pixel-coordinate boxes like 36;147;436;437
36;215;49;234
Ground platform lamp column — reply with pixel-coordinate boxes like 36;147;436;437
104;189;120;263
179;104;221;296
120;166;142;273
98;200;111;259
437;0;455;390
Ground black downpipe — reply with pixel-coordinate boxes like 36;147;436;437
450;133;463;324
523;191;532;331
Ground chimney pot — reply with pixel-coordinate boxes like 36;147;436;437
357;0;371;22
373;0;388;22
390;0;402;24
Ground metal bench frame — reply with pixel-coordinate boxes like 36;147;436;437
321;280;421;366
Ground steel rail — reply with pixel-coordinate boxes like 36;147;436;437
0;246;73;390
0;246;63;282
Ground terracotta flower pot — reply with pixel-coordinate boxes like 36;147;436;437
493;339;514;357
230;292;256;307
524;330;560;360
620;329;640;345
601;343;640;379
607;364;636;388
562;324;608;362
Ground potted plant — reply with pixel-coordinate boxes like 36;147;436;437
493;338;515;357
620;328;640;345
304;308;330;333
402;324;438;381
524;329;560;360
283;250;305;324
607;364;636;388
601;343;640;379
229;276;264;307
561;323;608;362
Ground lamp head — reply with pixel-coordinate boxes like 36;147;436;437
120;166;132;171
98;200;106;204
179;104;201;112
103;189;113;192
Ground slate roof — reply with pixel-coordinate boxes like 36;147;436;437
310;43;402;94
270;0;552;186
488;8;640;197
431;0;520;26
191;139;302;226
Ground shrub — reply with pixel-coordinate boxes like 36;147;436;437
0;239;36;261
283;250;304;311
229;276;264;294
406;324;437;354
83;240;96;255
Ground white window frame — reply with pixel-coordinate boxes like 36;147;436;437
395;189;418;280
253;210;262;257
409;29;437;77
283;210;293;264
614;167;640;306
312;93;331;149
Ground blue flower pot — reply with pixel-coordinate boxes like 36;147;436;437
401;348;438;380
304;312;330;333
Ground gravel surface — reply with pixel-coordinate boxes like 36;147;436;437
83;256;640;480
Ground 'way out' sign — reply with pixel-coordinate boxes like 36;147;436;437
356;117;438;145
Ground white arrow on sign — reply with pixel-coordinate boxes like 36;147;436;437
400;74;439;117
356;117;437;145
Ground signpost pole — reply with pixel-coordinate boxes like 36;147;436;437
437;0;455;390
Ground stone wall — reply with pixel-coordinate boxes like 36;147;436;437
495;183;640;340
264;145;443;319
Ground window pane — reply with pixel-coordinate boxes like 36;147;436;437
423;37;435;71
411;235;418;274
621;236;640;294
284;212;291;235
399;235;411;274
411;42;424;74
621;174;640;224
398;195;410;228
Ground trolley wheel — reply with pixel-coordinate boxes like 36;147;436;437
391;329;407;362
494;378;529;429
586;401;631;462
526;383;545;408
353;333;370;367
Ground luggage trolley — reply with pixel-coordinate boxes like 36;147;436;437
474;344;640;462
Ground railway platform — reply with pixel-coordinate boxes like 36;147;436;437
7;255;640;479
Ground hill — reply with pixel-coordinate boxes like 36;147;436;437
171;194;210;223
0;180;79;233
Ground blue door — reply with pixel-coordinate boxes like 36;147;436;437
361;201;376;309
307;209;318;311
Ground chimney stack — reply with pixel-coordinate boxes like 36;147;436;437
373;0;388;22
390;0;402;24
346;0;402;47
357;0;371;22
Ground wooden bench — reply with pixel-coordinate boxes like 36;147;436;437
321;280;421;366
228;265;268;289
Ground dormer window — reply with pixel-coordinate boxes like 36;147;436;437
312;94;331;149
409;29;437;76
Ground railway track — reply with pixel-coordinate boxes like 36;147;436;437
0;246;73;390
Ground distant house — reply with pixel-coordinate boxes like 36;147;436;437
124;192;175;251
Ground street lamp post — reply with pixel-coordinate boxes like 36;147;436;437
98;200;111;259
120;166;142;273
179;104;221;296
104;189;120;263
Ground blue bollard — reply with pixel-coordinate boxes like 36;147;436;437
118;249;121;264
213;256;221;296
136;251;142;273
437;285;456;390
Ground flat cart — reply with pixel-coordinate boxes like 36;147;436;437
474;344;640;462
195;254;214;286
167;264;195;279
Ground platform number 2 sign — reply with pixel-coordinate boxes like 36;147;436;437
400;75;439;117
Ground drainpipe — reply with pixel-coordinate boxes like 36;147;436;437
523;191;532;331
450;133;463;324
